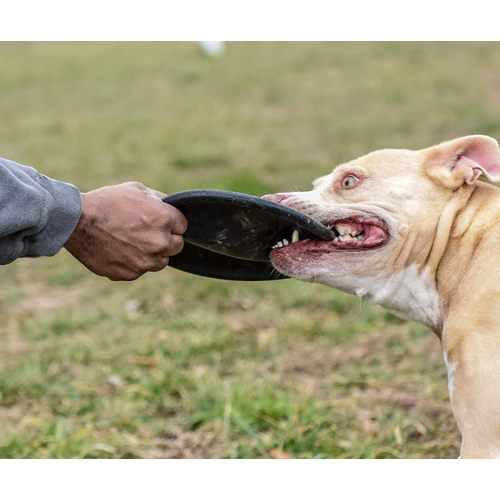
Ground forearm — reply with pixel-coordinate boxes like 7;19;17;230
0;157;82;264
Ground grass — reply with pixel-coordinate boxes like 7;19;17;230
2;41;500;458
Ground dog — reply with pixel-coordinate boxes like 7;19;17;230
263;135;500;459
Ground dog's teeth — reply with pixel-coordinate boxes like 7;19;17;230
283;239;289;246
339;234;353;242
335;224;350;236
277;242;283;247
351;231;358;236
292;230;299;243
334;237;339;242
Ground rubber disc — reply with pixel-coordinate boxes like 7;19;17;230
162;190;335;281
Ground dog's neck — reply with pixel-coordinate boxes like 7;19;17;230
437;182;500;320
365;185;477;335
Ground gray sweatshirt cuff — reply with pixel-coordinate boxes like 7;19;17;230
34;176;83;257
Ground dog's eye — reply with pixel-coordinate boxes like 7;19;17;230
341;175;359;189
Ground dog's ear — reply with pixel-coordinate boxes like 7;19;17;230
425;135;500;189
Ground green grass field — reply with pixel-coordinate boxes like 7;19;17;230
1;42;499;458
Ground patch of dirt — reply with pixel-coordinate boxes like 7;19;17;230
353;388;452;417
0;405;27;427
149;428;221;459
8;281;99;318
283;336;389;375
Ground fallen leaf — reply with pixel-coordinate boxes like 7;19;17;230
129;356;157;367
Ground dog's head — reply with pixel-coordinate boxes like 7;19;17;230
264;135;500;303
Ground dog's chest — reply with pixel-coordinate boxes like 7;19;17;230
365;264;443;329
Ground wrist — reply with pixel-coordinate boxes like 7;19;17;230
64;192;93;251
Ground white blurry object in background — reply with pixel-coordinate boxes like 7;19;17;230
198;41;225;58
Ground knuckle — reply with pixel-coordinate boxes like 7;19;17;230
167;209;188;234
108;272;136;282
129;181;146;190
177;216;188;234
121;262;146;280
127;270;143;281
161;236;184;257
139;261;153;272
153;239;167;254
152;258;169;272
172;237;184;255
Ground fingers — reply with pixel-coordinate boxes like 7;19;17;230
149;256;170;273
135;252;172;276
163;204;188;235
106;265;148;282
141;184;188;234
159;233;185;257
106;255;170;281
124;234;183;278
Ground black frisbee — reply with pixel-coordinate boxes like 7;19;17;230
162;190;335;281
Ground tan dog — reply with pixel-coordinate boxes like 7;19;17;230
264;135;500;459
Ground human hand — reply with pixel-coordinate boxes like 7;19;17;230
65;182;187;281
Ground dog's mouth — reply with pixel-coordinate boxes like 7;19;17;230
270;215;389;255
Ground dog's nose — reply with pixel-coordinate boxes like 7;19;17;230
262;193;292;205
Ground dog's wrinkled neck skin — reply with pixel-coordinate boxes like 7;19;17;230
437;182;500;321
376;185;475;335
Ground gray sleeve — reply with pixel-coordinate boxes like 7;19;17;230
0;157;83;264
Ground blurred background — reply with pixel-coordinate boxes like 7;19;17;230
1;42;498;458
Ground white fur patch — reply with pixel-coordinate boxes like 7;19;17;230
362;264;443;329
443;351;456;405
